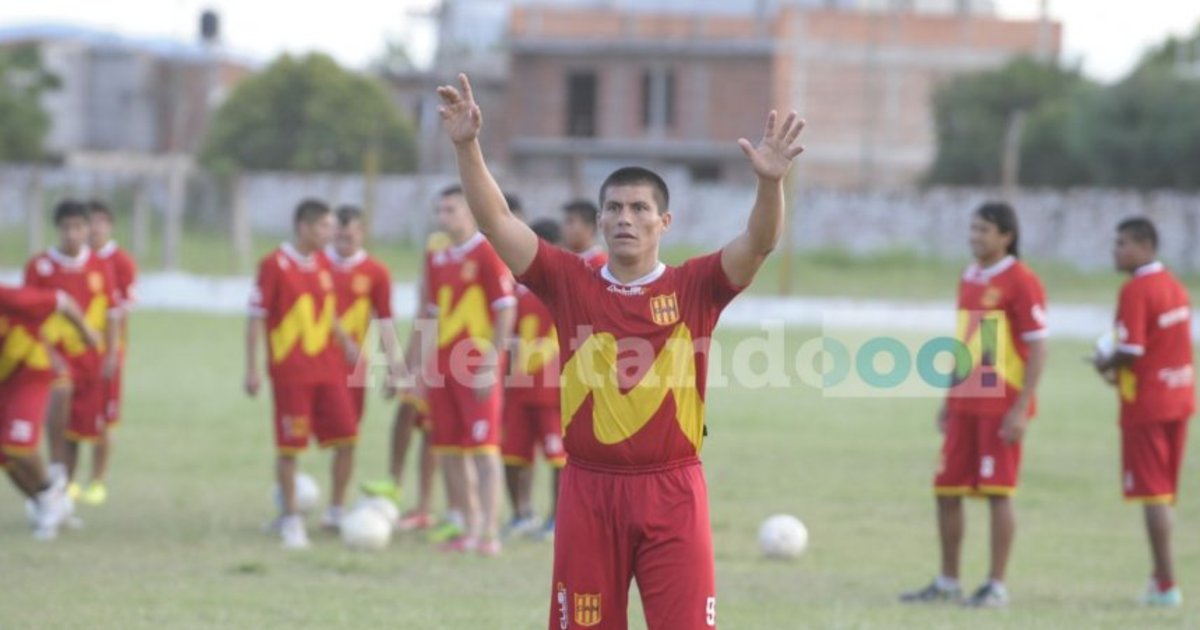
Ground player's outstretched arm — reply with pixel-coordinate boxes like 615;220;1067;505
721;111;806;288
437;73;538;275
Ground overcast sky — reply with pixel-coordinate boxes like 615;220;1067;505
0;0;1196;81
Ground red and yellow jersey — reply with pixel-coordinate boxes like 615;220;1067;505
946;256;1047;417
517;239;744;467
579;246;608;271
0;286;59;384
507;284;559;407
424;232;515;378
24;247;118;380
1114;262;1194;423
326;247;393;351
250;243;343;385
95;240;137;349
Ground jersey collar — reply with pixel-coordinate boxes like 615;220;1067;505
448;232;486;258
281;241;318;269
601;261;667;287
1134;261;1165;278
963;255;1015;283
324;245;367;269
48;245;91;269
95;240;118;258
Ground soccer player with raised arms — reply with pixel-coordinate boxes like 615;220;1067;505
902;202;1048;608
1093;218;1193;607
437;73;804;629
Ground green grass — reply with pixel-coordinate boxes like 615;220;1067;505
1;312;1197;628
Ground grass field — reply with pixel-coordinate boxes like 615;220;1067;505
1;311;1197;629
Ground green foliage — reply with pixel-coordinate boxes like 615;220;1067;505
201;53;417;173
0;45;59;162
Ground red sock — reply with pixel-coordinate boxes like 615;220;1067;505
1156;578;1175;592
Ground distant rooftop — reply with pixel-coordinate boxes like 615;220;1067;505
0;22;258;67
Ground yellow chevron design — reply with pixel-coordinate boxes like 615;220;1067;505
561;324;705;451
339;297;372;347
436;285;493;351
40;295;109;357
269;294;335;364
1118;367;1137;403
0;319;51;381
955;309;1025;390
514;314;558;375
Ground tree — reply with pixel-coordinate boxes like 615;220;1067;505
0;45;59;162
925;57;1093;187
201;53;417;173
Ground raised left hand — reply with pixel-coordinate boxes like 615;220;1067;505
738;110;806;182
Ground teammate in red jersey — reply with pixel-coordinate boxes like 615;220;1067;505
902;202;1049;608
1093;218;1193;607
560;199;607;269
438;73;803;629
502;219;566;542
84;199;138;506
24;200;122;504
245;199;360;549
0;284;97;539
421;184;516;555
325;205;402;422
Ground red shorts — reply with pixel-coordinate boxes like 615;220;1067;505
272;381;358;454
428;379;502;454
502;398;565;467
1122;419;1189;504
66;376;109;443
934;412;1022;497
550;458;716;630
0;373;52;465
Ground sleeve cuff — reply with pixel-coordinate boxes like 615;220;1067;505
1021;329;1049;342
1117;343;1145;356
491;296;517;311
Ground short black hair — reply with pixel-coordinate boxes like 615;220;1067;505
599;166;669;213
336;204;363;227
1117;217;1159;251
439;184;463;198
54;200;89;225
86;199;113;221
561;199;598;228
975;201;1020;258
293;198;331;226
503;192;523;217
530;218;561;244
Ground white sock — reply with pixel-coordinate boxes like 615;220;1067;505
325;505;343;522
987;579;1006;591
446;510;464;528
48;463;67;487
935;575;960;590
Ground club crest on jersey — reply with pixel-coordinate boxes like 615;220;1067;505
352;274;371;295
649;293;680;326
573;592;601;627
319;271;333;292
87;271;104;293
461;260;478;282
980;287;1002;309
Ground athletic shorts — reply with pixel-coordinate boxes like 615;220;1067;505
66;376;108;443
272;381;358;454
501;398;565;467
428;379;502;455
1121;419;1189;504
934;412;1021;497
549;457;716;629
0;372;53;465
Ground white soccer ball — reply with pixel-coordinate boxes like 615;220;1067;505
354;496;400;524
274;472;320;514
1094;331;1117;361
341;505;393;551
758;514;808;560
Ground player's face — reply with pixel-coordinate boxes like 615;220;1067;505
57;216;90;255
435;194;475;241
1112;231;1150;272
89;214;112;247
968;216;1009;262
335;219;364;257
297;213;334;252
599;185;671;262
562;214;593;252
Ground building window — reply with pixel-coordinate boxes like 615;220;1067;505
641;68;676;131
690;162;722;182
566;71;597;138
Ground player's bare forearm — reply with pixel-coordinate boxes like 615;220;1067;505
722;175;785;287
452;141;538;274
104;313;120;359
245;317;262;374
